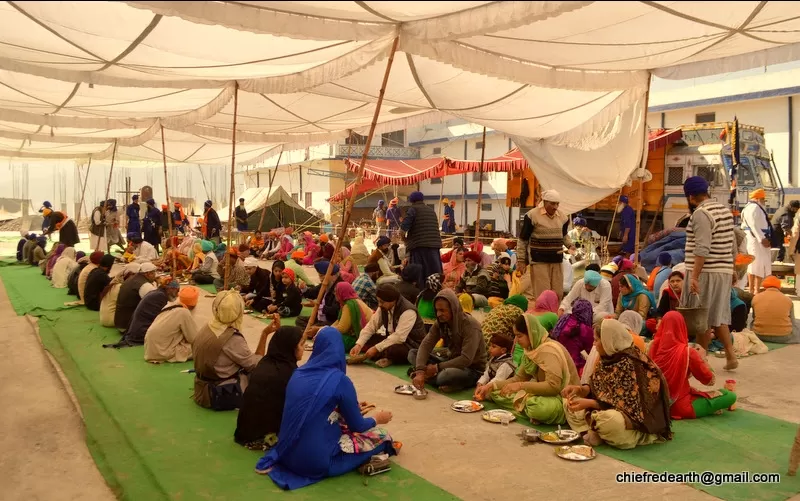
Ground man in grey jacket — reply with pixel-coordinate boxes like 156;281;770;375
409;289;487;392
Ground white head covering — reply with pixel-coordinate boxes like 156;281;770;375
243;256;259;268
542;189;561;203
600;318;634;355
139;262;157;273
123;262;141;276
618;311;643;336
208;290;245;336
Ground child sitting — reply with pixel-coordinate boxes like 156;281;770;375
473;333;516;401
267;268;302;318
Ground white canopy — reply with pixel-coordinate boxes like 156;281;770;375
1;2;800;210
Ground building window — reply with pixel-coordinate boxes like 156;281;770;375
345;133;367;145
305;192;312;207
381;130;405;147
481;203;492;211
430;177;442;184
432;147;442;154
475;141;484;150
695;112;716;123
472;172;489;182
291;193;299;203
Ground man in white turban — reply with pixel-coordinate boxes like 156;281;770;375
516;189;575;298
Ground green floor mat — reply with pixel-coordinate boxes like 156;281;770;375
370;362;800;501
0;271;456;500
0;263;85;316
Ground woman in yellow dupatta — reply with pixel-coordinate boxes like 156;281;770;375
486;314;579;424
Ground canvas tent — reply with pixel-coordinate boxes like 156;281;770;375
1;3;800;212
221;186;320;232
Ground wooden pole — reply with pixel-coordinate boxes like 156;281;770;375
604;188;623;263
98;141;118;252
160;126;177;278
76;156;92;226
257;146;283;232
633;81;651;266
224;82;240;290
473;127;487;244
304;36;400;339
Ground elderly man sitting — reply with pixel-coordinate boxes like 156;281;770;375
349;284;427;368
144;286;200;363
558;270;614;322
409;289;487;392
106;278;180;348
129;233;158;263
455;250;492;298
114;262;158;333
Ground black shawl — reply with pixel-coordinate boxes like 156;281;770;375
234;326;304;445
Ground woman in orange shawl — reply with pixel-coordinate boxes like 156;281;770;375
442;247;466;290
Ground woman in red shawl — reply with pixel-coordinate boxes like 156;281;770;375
648;312;737;419
301;232;320;265
274;228;295;261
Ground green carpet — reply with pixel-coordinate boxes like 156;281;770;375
0;266;456;501
373;360;800;501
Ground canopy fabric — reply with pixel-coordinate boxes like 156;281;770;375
343;158;447;185
327;179;383;204
648;128;683;152
0;2;798;206
446;148;528;173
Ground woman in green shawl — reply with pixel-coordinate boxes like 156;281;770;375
486;314;580;424
330;282;373;351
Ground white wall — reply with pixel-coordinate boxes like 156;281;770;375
647;95;797;186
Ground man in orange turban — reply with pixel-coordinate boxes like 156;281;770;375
741;188;771;294
144;285;200;363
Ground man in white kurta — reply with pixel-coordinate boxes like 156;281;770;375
740;189;772;294
131;235;158;263
144;286;199;363
558;270;614;322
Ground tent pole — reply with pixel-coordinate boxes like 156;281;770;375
99;141;118;252
257;146;283;232
224;82;240;291
160;126;177;278
76;156;92;227
633;77;651;266
605;188;623;264
437;161;445;228
474;127;487;245
304;36;400;340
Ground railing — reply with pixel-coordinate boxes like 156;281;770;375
334;143;420;159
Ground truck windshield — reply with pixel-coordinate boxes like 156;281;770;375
682;128;724;146
737;158;757;186
694;165;726;187
756;158;776;187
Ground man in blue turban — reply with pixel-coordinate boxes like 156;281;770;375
558;269;614;322
617;195;636;256
373;200;386;237
568;215;601;264
400;191;443;289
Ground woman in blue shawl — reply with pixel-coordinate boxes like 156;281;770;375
255;327;397;489
615;275;656;335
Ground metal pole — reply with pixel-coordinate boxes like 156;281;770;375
304;36;400;339
99;141;118;252
224;82;239;290
160;126;177;278
474;127;487;244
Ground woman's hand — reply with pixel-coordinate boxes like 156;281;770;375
567;398;598;413
500;382;522;396
561;384;585;399
474;384;492;401
374;410;393;425
262;314;280;335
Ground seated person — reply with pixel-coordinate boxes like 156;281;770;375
29;236;47;266
235;326;305;450
473;333;516;401
369;236;399;283
52;247;78;289
84;255;115;311
416;273;442;322
481;314;579;425
78;251;105;302
100;263;139;327
656;271;683;318
286;250;313;288
442;248;466;290
144;286;200;363
352;263;380;310
267;269;303;318
648;252;673;293
329;282;373;351
157;237;193;273
349;232;370;267
318;234;335;262
730;288;748;333
395;263;421;304
486;256;512;301
296;261;343;331
349;284;427;368
480;295;528;364
551;298;595;374
192;292;276;410
649;312;737;419
617;311;649;352
20;233;37;263
455;251;492;298
106;278;179;348
562;318;672;449
410;289;487;392
751;275;800;344
192;241;220;285
114;262;157;332
129;234;158;263
615;275;655;335
249;230;266;257
215;250;250;291
67;254;90;296
559;270;614;322
242;256;271;309
255;327;396;490
440;237;465;264
337;247;359;284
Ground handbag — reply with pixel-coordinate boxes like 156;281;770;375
208;376;243;411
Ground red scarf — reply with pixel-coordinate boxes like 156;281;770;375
648;311;690;403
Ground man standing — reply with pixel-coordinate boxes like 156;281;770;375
204;200;222;244
89;200;106;252
235;197;249;244
448;200;457;234
683;176;738;370
741;189;772;294
39;201;53;236
516;189;575;299
127;194;141;239
105;199;126;253
770;200;800;262
373;200;387;237
441;198;454;234
617;195;636;257
142;199;162;255
400;191;443;289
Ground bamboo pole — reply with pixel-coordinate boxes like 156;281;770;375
437;161;446;230
473;127;487;244
303;36;400;339
633;81;651;266
98;141;118;252
160;126;177;278
76;156;92;226
257;145;283;232
604;188;623;263
224;82;240;290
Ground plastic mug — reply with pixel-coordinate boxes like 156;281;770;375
725;379;737;410
500;415;511;427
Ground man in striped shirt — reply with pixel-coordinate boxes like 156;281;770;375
683;176;738;370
